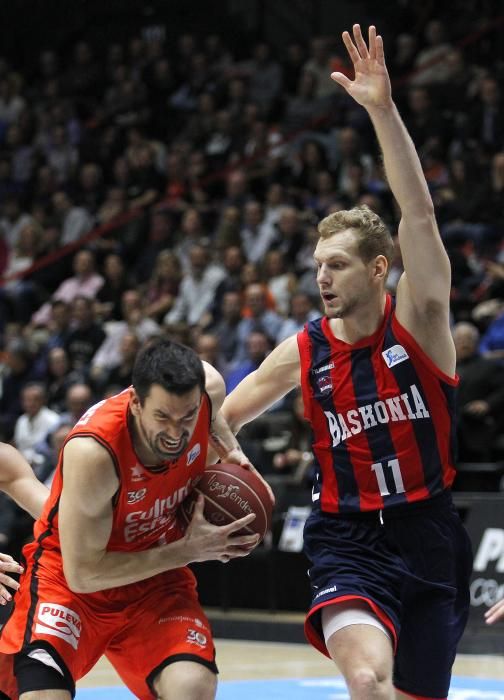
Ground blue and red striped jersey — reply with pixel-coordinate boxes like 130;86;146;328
297;295;458;513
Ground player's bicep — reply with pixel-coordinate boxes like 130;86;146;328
59;438;118;586
223;335;301;430
397;217;451;312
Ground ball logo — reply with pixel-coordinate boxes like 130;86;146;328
206;474;253;516
215;483;240;499
35;603;82;650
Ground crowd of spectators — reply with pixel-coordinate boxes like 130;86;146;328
0;10;503;550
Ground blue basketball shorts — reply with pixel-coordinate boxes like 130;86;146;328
304;490;473;699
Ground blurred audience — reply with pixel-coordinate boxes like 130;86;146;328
0;7;501;539
453;322;504;461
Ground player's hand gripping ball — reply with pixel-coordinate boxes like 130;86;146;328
181;463;273;542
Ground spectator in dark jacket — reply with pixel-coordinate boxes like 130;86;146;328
454;321;504;461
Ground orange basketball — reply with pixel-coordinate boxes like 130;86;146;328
180;463;273;542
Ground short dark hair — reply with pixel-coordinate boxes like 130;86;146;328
132;337;205;404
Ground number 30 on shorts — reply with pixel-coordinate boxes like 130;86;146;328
371;458;405;496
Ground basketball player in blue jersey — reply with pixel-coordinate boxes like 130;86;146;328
223;24;473;700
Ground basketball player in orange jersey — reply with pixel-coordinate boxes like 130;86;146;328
223;25;472;700
0;337;270;700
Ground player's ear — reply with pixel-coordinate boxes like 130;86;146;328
373;254;388;281
129;389;142;417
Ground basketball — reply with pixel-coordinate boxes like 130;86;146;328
181;463;273;541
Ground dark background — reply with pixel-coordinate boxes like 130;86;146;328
1;0;502;75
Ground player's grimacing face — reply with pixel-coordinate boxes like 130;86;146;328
314;230;374;318
136;384;202;461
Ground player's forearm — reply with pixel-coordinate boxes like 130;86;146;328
5;476;49;520
367;102;434;219
208;411;245;461
0;442;50;519
63;538;189;593
222;372;265;434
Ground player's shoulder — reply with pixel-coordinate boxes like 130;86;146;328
72;389;130;436
62;435;119;494
202;361;225;410
63;434;113;463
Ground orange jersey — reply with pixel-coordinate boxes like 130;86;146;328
34;387;211;557
0;387;217;699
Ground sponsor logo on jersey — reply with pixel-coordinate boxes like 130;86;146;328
187;442;201;466
382;344;409;368
158;615;205;629
314;362;335;374
123;476;195;543
324;383;430;448
35;604;82;650
317;374;333;393
186;628;208;648
130;464;147;482
314;585;338;600
127;488;147;504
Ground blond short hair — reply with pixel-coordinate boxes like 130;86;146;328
318;204;394;267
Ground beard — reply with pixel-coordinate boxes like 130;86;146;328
151;432;189;461
322;285;372;319
323;295;357;319
134;414;189;463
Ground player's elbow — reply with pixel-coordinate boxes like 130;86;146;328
65;573;89;593
401;206;436;232
62;559;99;594
220;405;241;435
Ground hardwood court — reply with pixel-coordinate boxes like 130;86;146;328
78;639;504;689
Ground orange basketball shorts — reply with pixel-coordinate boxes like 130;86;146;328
0;545;216;700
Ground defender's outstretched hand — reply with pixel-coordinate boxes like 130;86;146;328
331;24;392;110
485;597;504;625
0;552;23;605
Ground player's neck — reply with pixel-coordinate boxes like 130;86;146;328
329;293;387;345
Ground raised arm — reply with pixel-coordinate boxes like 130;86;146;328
332;26;454;373
59;436;259;593
222;335;301;434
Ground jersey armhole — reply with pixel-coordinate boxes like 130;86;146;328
391;314;458;387
64;432;122;506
